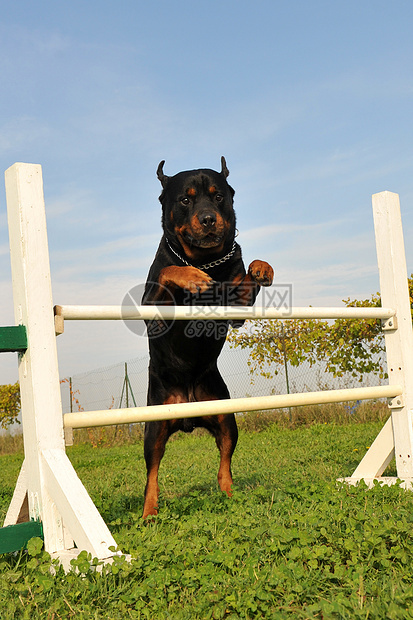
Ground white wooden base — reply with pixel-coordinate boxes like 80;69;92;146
3;450;121;563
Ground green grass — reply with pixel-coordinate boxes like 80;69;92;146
1;417;413;618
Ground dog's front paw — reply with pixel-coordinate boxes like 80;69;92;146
159;265;214;294
248;260;274;286
183;266;214;294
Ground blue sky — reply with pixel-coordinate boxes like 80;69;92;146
1;0;413;384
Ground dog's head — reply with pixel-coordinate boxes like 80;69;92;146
157;157;236;261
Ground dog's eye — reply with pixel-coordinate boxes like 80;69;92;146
215;194;224;203
180;197;191;206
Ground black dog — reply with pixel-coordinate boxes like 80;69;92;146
142;157;273;518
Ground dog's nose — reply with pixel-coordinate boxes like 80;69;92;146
200;213;216;228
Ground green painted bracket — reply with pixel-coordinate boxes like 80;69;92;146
0;520;43;554
0;325;27;353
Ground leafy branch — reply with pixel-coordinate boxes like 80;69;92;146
228;276;413;383
0;383;21;429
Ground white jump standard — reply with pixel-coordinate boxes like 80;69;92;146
3;164;121;569
2;163;413;569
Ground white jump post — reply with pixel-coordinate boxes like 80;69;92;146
3;163;123;569
342;191;413;487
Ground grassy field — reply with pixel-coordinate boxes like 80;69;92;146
1;407;413;618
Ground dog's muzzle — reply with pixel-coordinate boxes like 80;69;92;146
199;212;217;230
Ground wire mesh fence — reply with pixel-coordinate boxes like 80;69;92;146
60;341;386;414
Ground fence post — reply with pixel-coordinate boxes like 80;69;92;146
125;362;129;408
280;323;292;422
65;377;74;446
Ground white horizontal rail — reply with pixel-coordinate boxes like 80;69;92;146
64;385;401;429
56;304;395;321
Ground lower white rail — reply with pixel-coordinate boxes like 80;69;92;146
63;385;401;429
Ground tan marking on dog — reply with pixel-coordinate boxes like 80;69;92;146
178;212;225;237
159;265;213;293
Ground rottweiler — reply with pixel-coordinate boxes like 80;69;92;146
142;157;274;518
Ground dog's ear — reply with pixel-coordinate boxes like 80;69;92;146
221;156;230;178
157;160;169;188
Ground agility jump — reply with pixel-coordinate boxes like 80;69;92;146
1;163;412;569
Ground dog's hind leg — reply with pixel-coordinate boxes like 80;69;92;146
214;413;238;496
197;411;238;496
195;375;238;497
142;420;169;519
142;390;188;519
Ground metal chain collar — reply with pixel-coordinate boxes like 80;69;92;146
165;237;237;271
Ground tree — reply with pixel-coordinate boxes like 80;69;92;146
0;382;21;429
228;275;413;383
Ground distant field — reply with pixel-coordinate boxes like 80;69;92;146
1;418;413;619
